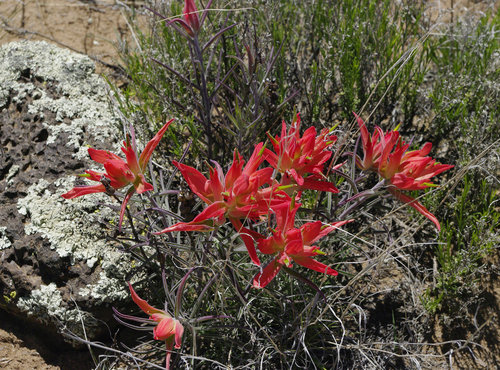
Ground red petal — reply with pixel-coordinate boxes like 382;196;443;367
174;321;184;349
225;150;244;189
301;219;352;245
122;141;141;175
388;187;441;230
156;222;214;234
354;112;369;148
183;0;200;33
257;235;281;255
192;201;226;222
252;257;282;288
292;256;338;276
61;184;106;199
243;142;265;176
155;202;226;234
301;178;339;193
230;218;260;266
139;119;173;170
273;200;300;232
128;282;164;316
133;174;154;194
173;161;212;204
88;148;121;164
263;148;278;169
84;170;106;182
154;316;175;340
119;190;135;231
288;168;304;186
103;160;134;187
232;174;250;196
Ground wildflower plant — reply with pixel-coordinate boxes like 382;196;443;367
61;107;452;367
57;1;476;368
62;119;173;229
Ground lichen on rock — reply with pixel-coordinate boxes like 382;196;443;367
0;40;120;159
0;227;12;250
0;40;137;344
17;177;132;300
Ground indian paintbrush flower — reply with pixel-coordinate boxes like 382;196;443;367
264;113;339;193
253;200;351;288
128;282;184;370
354;113;453;230
156;142;289;266
183;0;200;35
166;0;202;38
62;119;173;229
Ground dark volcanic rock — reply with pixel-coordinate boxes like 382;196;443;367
0;41;134;345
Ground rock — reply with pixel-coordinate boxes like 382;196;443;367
0;41;134;345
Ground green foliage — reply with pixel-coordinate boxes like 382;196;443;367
427;11;500;162
423;175;499;313
420;11;500;314
102;1;500;367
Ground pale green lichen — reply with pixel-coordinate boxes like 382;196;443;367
0;40;121;159
0;227;12;250
6;165;20;187
16;283;100;339
17;177;133;301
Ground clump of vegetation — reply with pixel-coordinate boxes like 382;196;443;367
63;1;500;368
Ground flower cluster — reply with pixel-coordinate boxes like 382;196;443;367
156;113;350;287
253;199;352;288
62;120;173;229
62;110;452;367
264;113;340;193
57;2;456;368
354;113;453;230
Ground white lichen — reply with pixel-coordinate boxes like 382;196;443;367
17;177;133;302
0;40;121;158
0;227;12;250
16;283;100;338
6;165;20;187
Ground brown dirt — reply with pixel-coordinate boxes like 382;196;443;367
425;0;499;23
0;329;58;370
0;0;147;75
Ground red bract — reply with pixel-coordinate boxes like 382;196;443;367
62;120;173;228
183;0;200;35
253;200;351;288
128;283;183;370
354;112;400;172
354;113;453;230
157;143;287;266
264;113;339;193
168;0;202;37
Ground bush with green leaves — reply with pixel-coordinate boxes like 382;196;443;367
63;1;500;368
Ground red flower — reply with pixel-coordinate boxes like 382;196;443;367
128;283;183;370
354;113;453;230
264;113;339;193
354;113;400;173
157;143;288;266
253;200;351;288
62;120;173;228
183;0;200;35
167;0;202;37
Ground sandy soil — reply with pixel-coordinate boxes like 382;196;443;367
0;0;498;369
0;0;146;74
